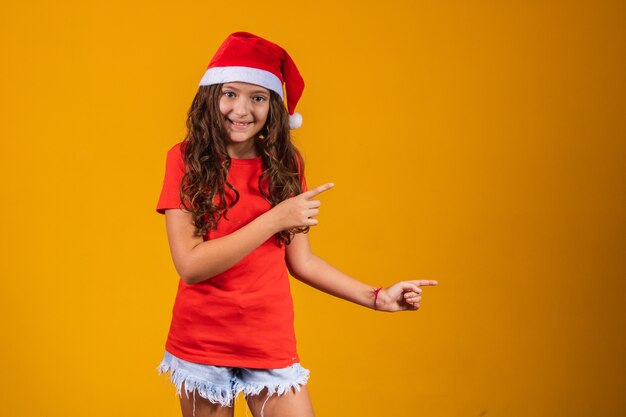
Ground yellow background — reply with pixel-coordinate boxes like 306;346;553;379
1;1;624;416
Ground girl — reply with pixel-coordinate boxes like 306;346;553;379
156;32;437;417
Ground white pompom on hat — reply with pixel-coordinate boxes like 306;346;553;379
199;32;305;129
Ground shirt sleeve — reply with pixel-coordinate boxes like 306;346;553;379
156;142;187;214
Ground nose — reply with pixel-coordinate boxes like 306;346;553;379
232;96;250;117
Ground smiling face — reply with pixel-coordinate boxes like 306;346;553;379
219;82;270;157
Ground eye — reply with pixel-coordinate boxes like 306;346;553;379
253;95;268;103
222;91;235;98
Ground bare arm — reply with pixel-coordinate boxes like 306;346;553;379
165;208;277;284
164;183;335;284
286;232;438;311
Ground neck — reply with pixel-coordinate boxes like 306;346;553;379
227;141;259;159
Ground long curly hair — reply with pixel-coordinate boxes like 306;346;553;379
179;84;308;245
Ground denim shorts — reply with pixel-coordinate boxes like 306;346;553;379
157;351;310;409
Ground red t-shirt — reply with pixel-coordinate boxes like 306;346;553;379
156;141;303;368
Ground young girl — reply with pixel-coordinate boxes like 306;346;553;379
156;32;437;417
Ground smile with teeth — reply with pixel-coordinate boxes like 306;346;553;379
229;119;252;129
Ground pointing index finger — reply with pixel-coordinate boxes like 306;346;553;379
408;280;439;287
303;182;334;199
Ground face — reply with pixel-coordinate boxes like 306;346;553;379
219;82;270;150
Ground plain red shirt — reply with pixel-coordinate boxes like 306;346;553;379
156;141;302;368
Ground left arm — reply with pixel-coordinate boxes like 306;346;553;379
285;232;437;312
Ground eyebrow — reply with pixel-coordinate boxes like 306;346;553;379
222;84;270;95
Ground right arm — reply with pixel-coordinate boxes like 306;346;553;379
164;183;334;284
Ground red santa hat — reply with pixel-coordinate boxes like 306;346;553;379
199;32;305;129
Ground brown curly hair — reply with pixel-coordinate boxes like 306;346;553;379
179;84;308;245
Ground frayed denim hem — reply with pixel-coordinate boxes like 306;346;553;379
235;365;310;417
156;352;310;417
157;360;236;408
234;364;310;398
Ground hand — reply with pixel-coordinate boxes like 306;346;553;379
267;182;334;232
376;280;438;312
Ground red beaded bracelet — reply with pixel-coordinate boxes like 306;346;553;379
373;287;382;311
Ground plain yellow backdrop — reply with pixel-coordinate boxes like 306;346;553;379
1;1;624;416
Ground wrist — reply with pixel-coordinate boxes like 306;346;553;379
373;287;383;311
259;209;282;234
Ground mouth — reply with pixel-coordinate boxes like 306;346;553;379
228;119;253;130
